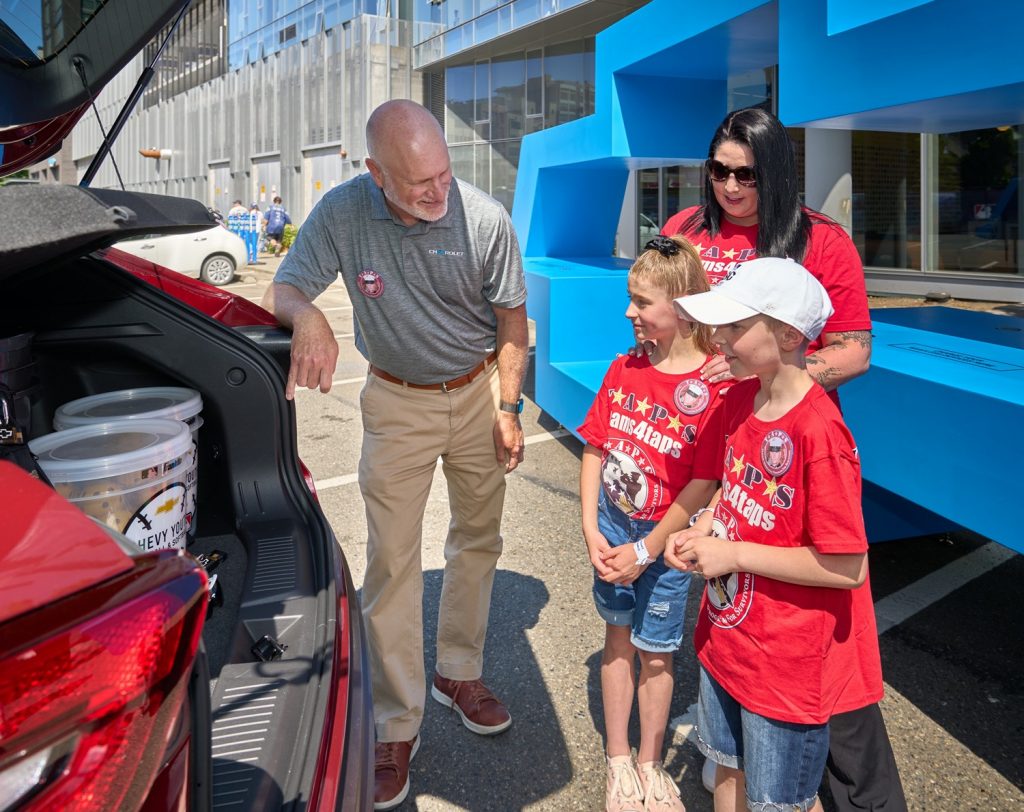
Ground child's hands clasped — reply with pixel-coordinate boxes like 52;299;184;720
664;527;702;571
600;544;648;585
665;527;737;580
584;529;615;581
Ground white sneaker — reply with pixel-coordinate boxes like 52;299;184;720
606;754;645;812
701;757;716;793
637;761;685;811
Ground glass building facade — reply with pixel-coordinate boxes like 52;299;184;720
63;0;418;224
144;0;228;108
227;0;398;68
412;0;598;68
444;38;594;210
414;0;642;210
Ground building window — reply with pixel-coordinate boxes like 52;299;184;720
475;142;491;194
450;143;475;186
446;63;476;144
491;53;525;141
935;126;1022;275
727;67;773;113
492;139;521;211
474;59;491;139
444;37;596;210
852;132;922;270
544;40;587;127
144;0;226;108
526;48;543;132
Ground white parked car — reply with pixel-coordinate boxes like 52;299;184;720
639;212;659;247
114;225;249;286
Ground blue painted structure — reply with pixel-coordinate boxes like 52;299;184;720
511;0;1024;553
843;307;1024;552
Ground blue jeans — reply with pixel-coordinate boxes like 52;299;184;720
591;490;691;653
696;667;829;811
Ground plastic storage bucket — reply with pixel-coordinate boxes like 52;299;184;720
30;419;193;552
54;387;203;538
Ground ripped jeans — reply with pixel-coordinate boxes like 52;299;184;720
592;489;691;652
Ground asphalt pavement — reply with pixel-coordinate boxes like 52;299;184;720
229;257;1023;811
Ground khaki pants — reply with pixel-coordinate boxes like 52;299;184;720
358;363;506;743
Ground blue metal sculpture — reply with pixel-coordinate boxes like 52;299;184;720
511;0;1024;553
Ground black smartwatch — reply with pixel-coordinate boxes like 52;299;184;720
499;397;524;414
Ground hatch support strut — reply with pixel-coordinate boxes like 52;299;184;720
79;0;191;188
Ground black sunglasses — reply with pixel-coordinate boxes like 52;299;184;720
706;159;757;187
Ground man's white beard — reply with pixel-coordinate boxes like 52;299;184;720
383;183;448;223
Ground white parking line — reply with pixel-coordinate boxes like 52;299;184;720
315;471;360;490
313;428;571;492
333;333;354;340
525;428;569;445
873;541;1014;634
329;375;367;387
668;703;699;746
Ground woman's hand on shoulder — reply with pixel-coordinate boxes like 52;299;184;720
700;354;734;384
621;340;656;359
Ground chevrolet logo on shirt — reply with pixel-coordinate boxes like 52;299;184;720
428;248;466;256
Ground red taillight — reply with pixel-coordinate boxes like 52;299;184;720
0;552;207;812
299;459;320;502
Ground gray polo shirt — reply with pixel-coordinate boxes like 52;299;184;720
275;173;526;384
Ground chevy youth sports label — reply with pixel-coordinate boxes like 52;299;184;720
124;482;189;551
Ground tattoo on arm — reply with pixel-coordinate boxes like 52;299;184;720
833;330;873;350
805;357;844;389
805;330;872;390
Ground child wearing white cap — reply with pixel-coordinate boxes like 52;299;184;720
666;257;884;812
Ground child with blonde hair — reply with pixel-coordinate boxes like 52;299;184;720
579;235;725;812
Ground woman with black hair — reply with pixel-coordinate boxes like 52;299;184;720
663;106;872;395
663;107;907;812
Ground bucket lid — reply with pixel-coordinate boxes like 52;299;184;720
54;386;202;430
30;418;192;482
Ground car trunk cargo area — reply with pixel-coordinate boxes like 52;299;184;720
2;248;343;810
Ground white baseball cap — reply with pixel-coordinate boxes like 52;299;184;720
674;257;834;340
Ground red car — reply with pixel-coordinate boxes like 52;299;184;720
0;2;374;810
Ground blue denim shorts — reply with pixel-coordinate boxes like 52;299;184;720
591;490;691;653
695;667;829;811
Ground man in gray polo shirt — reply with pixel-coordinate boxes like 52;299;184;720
261;100;528;810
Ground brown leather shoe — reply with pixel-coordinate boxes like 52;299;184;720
431;674;512;735
373;736;419;810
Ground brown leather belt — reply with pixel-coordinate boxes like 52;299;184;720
369;350;497;392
